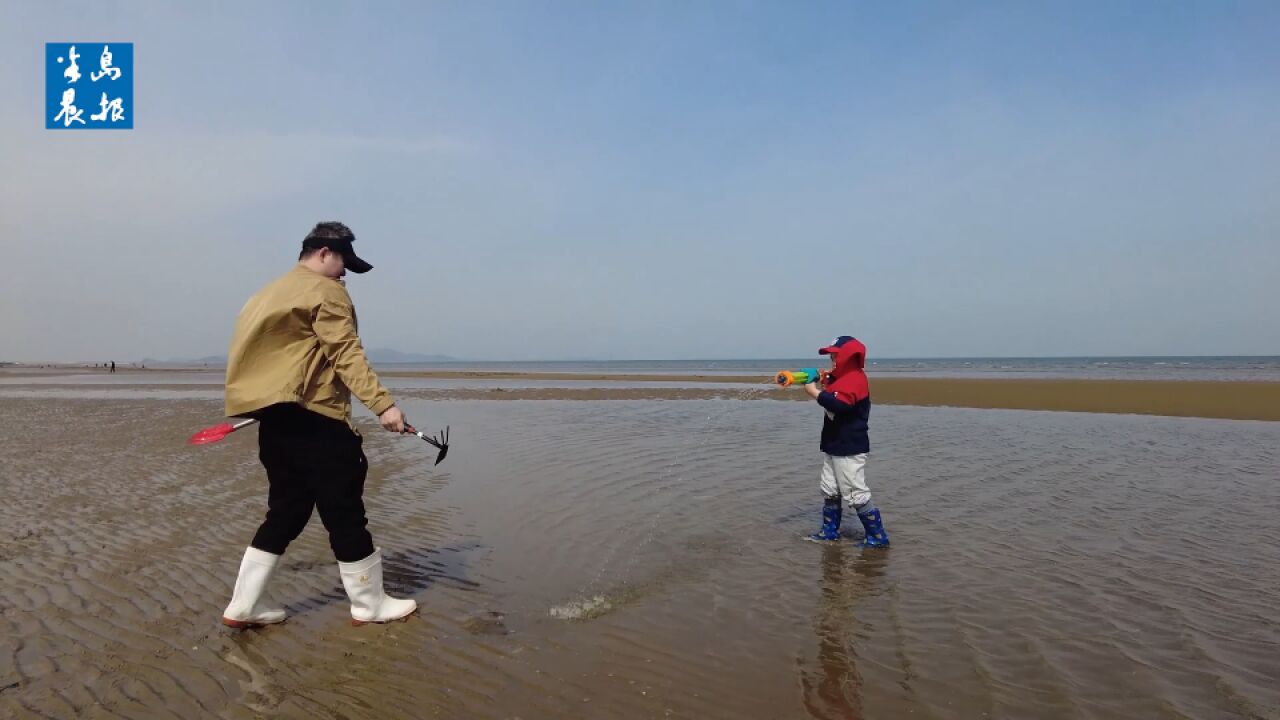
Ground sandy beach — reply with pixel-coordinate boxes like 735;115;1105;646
2;382;1278;718
386;372;1280;421
6;367;1280;421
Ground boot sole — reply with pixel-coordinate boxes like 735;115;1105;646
350;607;418;627
221;616;286;629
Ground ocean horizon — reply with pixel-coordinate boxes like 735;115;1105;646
11;355;1280;382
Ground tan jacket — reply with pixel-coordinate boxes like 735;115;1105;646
225;264;395;424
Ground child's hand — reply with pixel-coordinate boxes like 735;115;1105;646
802;382;822;399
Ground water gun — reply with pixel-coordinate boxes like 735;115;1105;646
775;368;829;387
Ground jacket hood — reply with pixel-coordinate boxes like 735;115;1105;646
818;336;868;402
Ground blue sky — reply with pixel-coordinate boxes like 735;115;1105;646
2;2;1277;361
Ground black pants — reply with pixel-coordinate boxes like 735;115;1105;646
250;404;376;562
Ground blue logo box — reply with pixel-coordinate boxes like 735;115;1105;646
46;43;133;129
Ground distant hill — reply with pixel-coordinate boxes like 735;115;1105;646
139;355;226;366
366;348;459;363
137;349;457;366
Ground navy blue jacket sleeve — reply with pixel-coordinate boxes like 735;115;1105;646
817;391;857;415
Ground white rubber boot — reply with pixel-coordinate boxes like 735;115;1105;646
221;547;287;628
339;548;417;625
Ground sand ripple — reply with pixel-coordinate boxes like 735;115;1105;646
2;396;1278;718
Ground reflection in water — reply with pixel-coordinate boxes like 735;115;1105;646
800;546;889;719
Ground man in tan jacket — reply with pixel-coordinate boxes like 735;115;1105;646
221;221;417;628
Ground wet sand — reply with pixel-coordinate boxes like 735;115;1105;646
867;377;1280;421
2;393;1278;719
382;371;1280;420
6;367;1279;420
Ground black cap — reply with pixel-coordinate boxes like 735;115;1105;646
302;221;373;274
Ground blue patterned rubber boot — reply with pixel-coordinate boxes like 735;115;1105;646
856;507;890;548
808;497;842;542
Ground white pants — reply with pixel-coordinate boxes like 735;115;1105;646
819;453;871;509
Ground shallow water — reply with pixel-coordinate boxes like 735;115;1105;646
1;394;1278;719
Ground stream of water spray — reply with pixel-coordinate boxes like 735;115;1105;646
549;382;772;620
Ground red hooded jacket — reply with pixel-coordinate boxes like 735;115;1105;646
816;336;870;455
820;336;869;404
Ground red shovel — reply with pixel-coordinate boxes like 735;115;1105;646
187;418;450;465
188;418;258;444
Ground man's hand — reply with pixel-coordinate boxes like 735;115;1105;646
379;405;406;433
803;382;822;399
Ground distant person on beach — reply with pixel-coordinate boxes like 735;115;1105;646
220;221;417;628
110;361;115;373
800;336;889;547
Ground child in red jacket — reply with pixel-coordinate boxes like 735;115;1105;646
800;336;889;547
